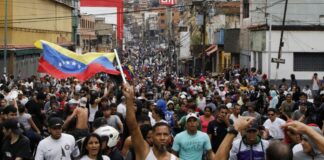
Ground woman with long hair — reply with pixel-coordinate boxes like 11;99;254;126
199;106;214;133
80;133;110;160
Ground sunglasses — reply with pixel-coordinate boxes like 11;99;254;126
268;114;275;116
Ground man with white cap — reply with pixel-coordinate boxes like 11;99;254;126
172;113;214;160
63;97;89;140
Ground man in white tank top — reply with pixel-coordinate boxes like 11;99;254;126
122;83;179;160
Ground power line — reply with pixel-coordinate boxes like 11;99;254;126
0;4;193;24
0;0;124;5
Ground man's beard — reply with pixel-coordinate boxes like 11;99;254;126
153;142;168;153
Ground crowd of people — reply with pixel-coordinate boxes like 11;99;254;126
0;67;324;160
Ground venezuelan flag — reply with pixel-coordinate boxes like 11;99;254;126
128;65;135;77
35;40;120;81
122;65;133;81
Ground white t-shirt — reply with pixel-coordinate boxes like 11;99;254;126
80;155;110;160
197;97;206;111
18;113;32;130
292;143;303;154
312;79;320;90
117;102;126;119
35;133;79;160
149;112;156;126
229;114;242;140
263;118;286;139
19;97;29;106
88;104;98;122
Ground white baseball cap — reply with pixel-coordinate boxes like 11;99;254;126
186;113;198;122
226;103;233;109
180;94;186;99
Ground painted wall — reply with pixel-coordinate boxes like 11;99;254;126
0;0;72;45
262;30;324;80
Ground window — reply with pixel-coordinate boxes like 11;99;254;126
81;19;84;28
294;52;324;71
243;0;249;18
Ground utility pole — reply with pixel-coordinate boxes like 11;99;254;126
268;0;272;80
201;11;206;75
276;0;288;69
3;0;8;75
142;13;145;44
167;6;172;74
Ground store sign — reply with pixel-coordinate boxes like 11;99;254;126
160;0;176;6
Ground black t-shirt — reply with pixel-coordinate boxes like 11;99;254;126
1;135;31;160
207;120;230;152
108;147;124;160
26;100;44;130
317;103;324;128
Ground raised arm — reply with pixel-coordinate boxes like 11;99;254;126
214;117;255;160
282;121;324;154
62;108;77;130
122;83;149;159
103;82;115;98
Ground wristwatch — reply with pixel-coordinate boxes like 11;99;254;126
227;125;239;136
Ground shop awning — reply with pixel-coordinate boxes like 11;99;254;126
198;44;218;57
205;44;216;52
206;45;218;56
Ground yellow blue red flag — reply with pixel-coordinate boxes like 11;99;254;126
35;40;120;81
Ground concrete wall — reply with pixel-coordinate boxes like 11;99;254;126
179;31;191;59
262;30;324;80
14;54;40;79
251;31;266;51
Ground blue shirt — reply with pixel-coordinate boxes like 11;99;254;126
172;130;212;160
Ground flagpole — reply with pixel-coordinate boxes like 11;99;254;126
114;49;127;83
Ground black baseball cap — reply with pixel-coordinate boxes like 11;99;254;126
246;122;259;132
48;117;64;128
3;119;22;134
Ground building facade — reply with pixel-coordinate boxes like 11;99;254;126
76;14;96;54
0;0;77;78
241;0;324;80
